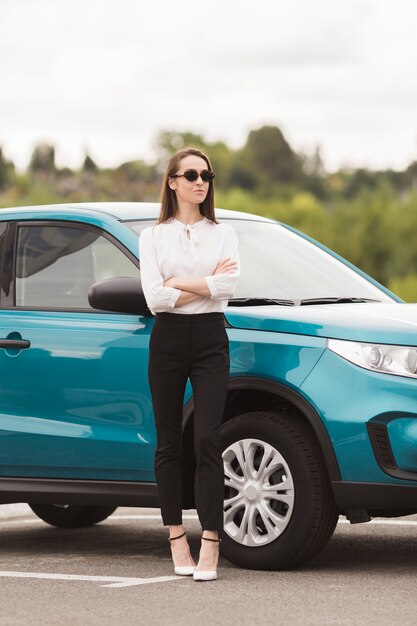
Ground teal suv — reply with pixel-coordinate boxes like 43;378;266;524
1;202;417;570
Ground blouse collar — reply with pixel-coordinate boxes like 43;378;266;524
173;216;207;227
174;217;207;263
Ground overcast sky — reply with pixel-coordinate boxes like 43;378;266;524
1;0;417;172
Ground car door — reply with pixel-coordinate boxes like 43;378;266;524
0;219;156;481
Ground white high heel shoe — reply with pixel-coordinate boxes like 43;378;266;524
193;536;221;582
169;531;196;576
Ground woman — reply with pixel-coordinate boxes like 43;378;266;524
139;147;240;581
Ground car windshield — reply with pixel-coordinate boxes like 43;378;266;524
127;219;394;303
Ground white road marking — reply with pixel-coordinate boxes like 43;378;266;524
0;571;186;588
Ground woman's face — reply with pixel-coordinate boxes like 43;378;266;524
169;155;210;207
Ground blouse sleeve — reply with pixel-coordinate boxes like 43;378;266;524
204;224;240;300
139;227;181;313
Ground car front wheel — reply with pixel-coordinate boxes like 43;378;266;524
28;504;117;528
220;411;338;570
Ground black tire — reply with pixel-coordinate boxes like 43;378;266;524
219;411;338;570
28;504;117;528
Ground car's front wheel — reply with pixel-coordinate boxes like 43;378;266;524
28;504;117;528
220;411;338;570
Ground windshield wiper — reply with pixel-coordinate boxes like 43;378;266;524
228;297;295;307
227;297;381;307
300;297;381;305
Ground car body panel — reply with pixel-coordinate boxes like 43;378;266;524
225;302;417;345
300;348;417;483
0;310;155;480
387;418;417;472
226;328;326;388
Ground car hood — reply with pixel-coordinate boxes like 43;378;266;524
225;302;417;345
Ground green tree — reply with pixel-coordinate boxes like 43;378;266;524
405;161;417;192
0;147;15;190
82;154;98;172
299;145;326;198
29;143;56;174
242;125;303;186
388;274;417;302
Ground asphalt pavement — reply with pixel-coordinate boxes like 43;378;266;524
1;506;417;626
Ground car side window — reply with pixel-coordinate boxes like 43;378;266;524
15;224;139;309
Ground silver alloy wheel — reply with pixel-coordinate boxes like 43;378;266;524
223;438;295;547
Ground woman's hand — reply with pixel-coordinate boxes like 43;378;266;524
213;258;238;275
163;277;177;288
164;258;237;293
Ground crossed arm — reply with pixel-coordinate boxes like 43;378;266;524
164;259;238;307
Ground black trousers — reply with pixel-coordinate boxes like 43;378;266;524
148;311;230;531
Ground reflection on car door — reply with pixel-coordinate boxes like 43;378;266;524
0;220;155;481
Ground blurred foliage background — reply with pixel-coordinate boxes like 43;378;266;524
1;125;417;301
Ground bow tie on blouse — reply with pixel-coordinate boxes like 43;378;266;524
177;223;201;262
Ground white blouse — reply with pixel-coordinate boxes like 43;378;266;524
139;216;240;315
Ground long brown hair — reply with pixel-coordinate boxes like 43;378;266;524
157;147;218;225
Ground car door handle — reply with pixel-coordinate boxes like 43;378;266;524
0;339;31;349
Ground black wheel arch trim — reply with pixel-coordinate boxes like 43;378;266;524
183;375;341;482
332;480;417;510
0;477;160;507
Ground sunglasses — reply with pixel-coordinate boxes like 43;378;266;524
171;169;215;183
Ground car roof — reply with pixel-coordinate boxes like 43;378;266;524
0;202;274;223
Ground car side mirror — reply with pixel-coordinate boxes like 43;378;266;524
88;277;152;316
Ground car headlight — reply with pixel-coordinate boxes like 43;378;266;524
328;338;417;379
